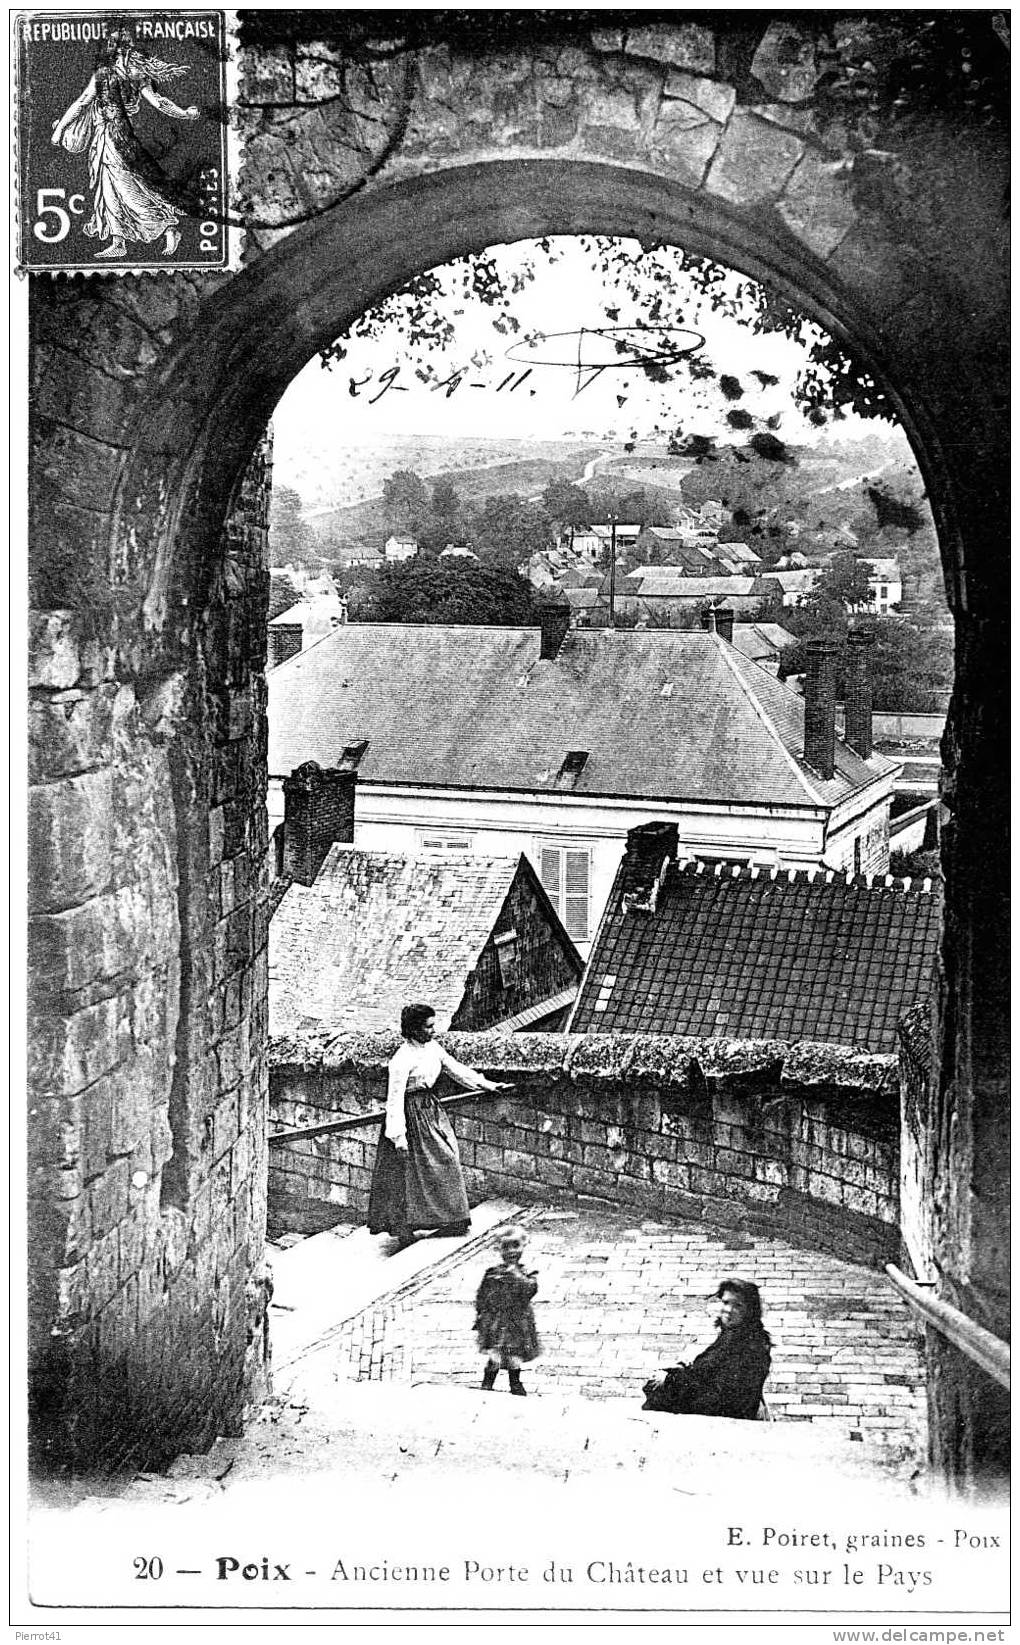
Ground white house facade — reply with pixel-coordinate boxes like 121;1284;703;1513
267;618;898;958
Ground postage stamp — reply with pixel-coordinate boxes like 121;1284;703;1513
14;9;230;273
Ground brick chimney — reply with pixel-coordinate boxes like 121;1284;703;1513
714;606;734;645
803;638;839;780
537;601;570;660
268;622;302;669
700;608;717;633
845;628;875;760
282;761;356;885
621;822;678;914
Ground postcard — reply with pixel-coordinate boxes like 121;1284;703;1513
14;6;1010;1635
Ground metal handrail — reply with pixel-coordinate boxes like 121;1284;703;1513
269;1084;512;1146
885;1263;1010;1391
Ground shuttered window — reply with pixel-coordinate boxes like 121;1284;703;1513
539;843;591;942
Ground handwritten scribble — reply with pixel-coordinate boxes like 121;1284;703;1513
506;324;705;396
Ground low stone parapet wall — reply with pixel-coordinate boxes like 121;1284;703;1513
270;1032;900;1267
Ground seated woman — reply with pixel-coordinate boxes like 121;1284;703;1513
642;1278;771;1420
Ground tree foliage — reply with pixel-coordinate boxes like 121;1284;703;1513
382;469;430;535
778;615;953;712
542;480;592;535
269;484;312;566
362;559;541;627
818;551;876;612
467;494;553;568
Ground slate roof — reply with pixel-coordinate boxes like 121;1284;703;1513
568;856;942;1053
270;846;573;1036
630;572;757;598
268;624;895;810
730;622;797;662
760;569;820;594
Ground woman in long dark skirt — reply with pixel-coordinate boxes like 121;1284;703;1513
368;1002;504;1251
641;1279;772;1420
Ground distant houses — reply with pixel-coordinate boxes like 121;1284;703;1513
384;534;419;561
857;556;903;614
267;612;899;956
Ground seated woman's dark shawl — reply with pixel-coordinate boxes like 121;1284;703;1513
643;1326;771;1420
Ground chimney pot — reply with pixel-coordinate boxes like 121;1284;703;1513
803;638;839;780
845;628;875;760
714;606;735;645
282;760;357;885
537;601;570;660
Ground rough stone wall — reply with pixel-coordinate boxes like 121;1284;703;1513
452;874;583;1030
26;444;274;1474
902;996;1010;1490
269;1033;899;1264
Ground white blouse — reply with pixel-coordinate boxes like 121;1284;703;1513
385;1040;497;1148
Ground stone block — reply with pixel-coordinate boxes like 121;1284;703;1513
35;348;134;443
750;21;821;104
535;1156;573;1188
706;110;804;204
660;1187;703;1222
86;1227;122;1310
753;1157;785;1186
31;1183;90;1265
625;23;715;74
37;420;126;513
28;893;126;998
28;613;85;691
28;771;114;913
117;1209;146;1283
650;1158;691;1190
650;108;726;186
55;1257;89;1319
30;994;127;1097
29;687;120;783
663;70;734;124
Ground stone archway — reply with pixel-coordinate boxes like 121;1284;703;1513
28;17;1008;1483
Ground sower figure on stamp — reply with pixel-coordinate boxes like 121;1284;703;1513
367;1002;506;1252
474;1227;540;1396
51;27;198;259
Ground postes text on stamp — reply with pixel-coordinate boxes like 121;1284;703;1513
15;9;229;273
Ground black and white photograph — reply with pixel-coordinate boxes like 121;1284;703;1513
15;6;1010;1633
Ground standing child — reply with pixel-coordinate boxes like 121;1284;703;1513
474;1228;540;1396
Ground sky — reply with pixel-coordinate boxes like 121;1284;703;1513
272;235;889;502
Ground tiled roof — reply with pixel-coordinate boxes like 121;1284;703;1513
569;856;942;1053
270;847;531;1036
268;624;894;810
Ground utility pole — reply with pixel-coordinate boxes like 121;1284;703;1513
608;511;618;629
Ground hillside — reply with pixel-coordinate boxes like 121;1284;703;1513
285;435;599;519
305;443;601;544
278;424;947;624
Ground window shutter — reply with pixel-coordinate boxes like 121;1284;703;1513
564;848;590;941
540;847;561;900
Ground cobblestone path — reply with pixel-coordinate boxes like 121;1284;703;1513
318;1208;926;1466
